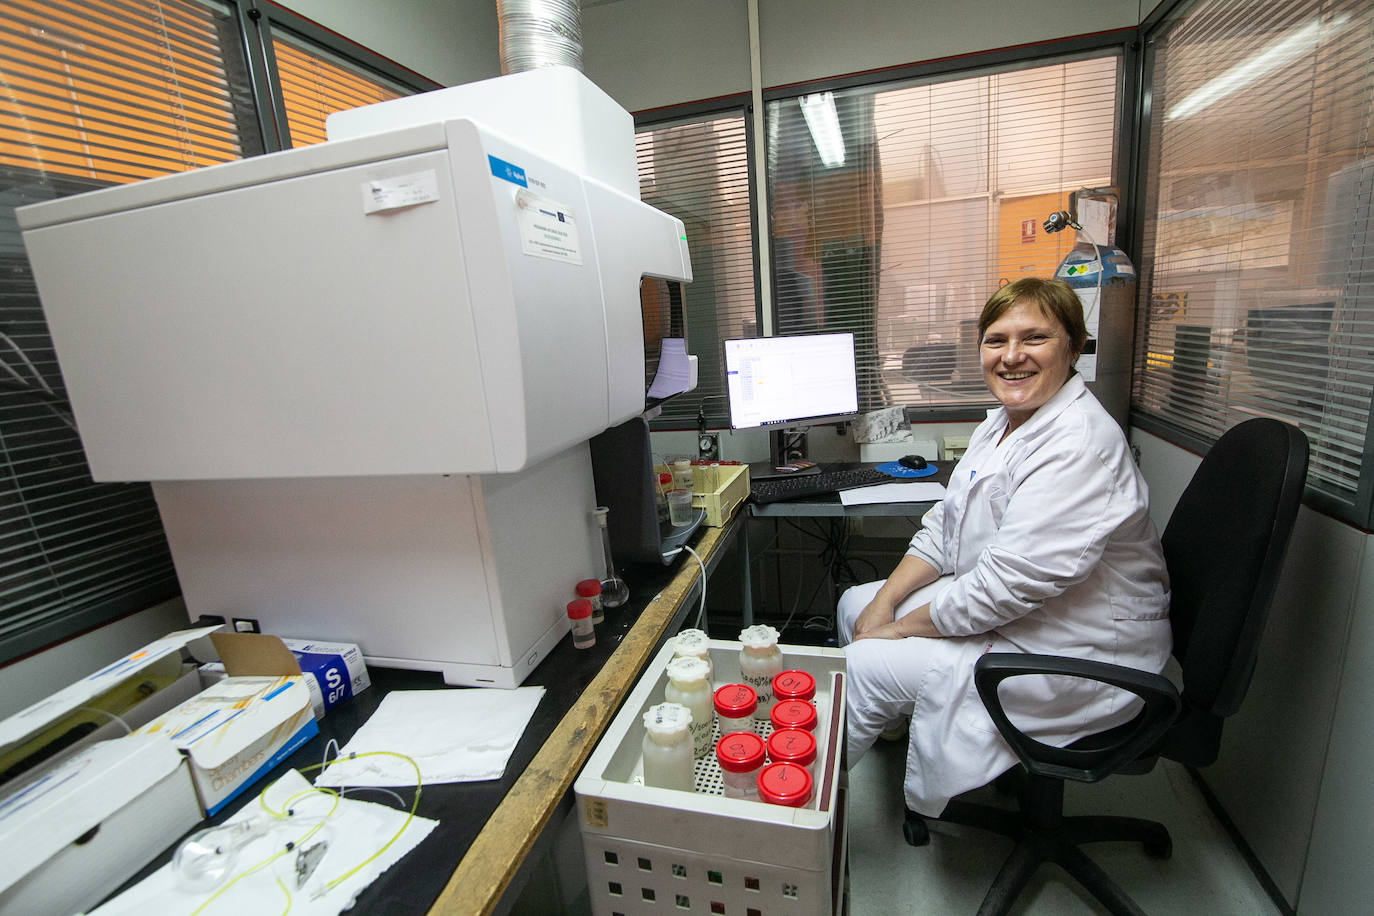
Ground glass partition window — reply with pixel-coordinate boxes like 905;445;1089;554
767;54;1121;412
0;0;262;660
272;28;409;148
636;113;756;427
1134;0;1374;521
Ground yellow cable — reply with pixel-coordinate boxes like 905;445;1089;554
187;750;421;913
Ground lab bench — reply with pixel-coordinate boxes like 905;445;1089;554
106;510;746;915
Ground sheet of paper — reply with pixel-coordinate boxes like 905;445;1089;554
840;481;946;506
647;338;692;400
315;687;546;787
91;770;437;916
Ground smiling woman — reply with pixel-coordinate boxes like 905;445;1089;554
977;278;1087;435
834;275;1171;819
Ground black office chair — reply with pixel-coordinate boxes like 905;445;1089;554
902;417;1309;916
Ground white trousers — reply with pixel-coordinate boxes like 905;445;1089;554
837;578;948;762
839;576;1009;816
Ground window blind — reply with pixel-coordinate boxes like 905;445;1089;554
767;54;1121;413
1134;0;1374;516
636;112;756;427
0;0;258;661
271;27;408;148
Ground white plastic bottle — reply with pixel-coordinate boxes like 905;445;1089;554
641;703;695;792
738;624;783;720
672;628;713;684
664;656;713;758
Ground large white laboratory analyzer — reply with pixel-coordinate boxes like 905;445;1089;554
18;67;692;687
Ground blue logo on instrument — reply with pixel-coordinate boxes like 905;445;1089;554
488;155;528;187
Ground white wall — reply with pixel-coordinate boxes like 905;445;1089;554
583;0;1144;113
275;0;500;86
1130;428;1373;911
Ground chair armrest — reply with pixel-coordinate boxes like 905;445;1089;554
974;653;1181;783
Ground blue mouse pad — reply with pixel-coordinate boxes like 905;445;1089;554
875;460;939;478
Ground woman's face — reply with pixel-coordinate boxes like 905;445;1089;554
980;299;1076;431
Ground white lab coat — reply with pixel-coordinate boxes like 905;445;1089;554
841;374;1171;815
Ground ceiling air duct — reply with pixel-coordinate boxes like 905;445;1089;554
497;0;583;73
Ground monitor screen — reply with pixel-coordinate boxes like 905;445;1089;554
723;332;859;430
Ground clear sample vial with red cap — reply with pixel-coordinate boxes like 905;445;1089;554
757;761;813;808
713;683;757;735
771;669;816;703
770;698;818;732
766;728;817;776
567;598;595;649
575;579;604;624
715;731;766;799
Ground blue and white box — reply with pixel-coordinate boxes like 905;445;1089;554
281;638;372;718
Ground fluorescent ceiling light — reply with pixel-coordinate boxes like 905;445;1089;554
1167;15;1349;121
800;92;845;167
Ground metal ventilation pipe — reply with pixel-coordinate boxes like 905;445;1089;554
496;0;583;73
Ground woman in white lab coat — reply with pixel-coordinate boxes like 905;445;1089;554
839;277;1170;817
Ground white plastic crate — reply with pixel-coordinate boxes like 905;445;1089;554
575;639;847;916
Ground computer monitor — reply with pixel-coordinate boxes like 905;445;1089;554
723;332;859;430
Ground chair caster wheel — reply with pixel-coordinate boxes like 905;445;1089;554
903;812;930;847
1145;833;1173;860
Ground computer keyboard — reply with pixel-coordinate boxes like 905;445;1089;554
750;466;896;504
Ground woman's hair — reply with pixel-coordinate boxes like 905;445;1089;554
978;277;1088;357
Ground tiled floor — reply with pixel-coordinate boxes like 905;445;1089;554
845;737;1281;914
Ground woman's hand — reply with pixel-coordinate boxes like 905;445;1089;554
853;603;942;641
852;595;896;638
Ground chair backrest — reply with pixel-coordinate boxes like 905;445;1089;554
1159;417;1308;764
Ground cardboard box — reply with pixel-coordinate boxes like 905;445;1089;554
134;675;317;816
0;626;218;784
204;633;370;720
0;734;201;916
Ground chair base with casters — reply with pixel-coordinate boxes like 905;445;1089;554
903;772;1172;916
895;417;1309;916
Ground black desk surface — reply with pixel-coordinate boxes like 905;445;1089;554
112;519;739;915
748;460;954;517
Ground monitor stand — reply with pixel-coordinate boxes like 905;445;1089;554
749;429;822;481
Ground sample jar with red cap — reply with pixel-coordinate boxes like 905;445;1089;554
772;669;816;703
715;731;766;799
757;761;813;807
770;698;817;732
566;599;595;649
713;683;757;735
766;728;817;775
575;579;604;624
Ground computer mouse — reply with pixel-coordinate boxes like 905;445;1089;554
898;454;928;471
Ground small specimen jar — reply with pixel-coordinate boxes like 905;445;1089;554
665;656;713;758
738;625;783;719
641;703;695;792
575;578;604;624
713;683;757;735
715;731;766;799
772;669;816;703
766;728;817;776
769;699;818;733
566;598;595;649
757;761;813;808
